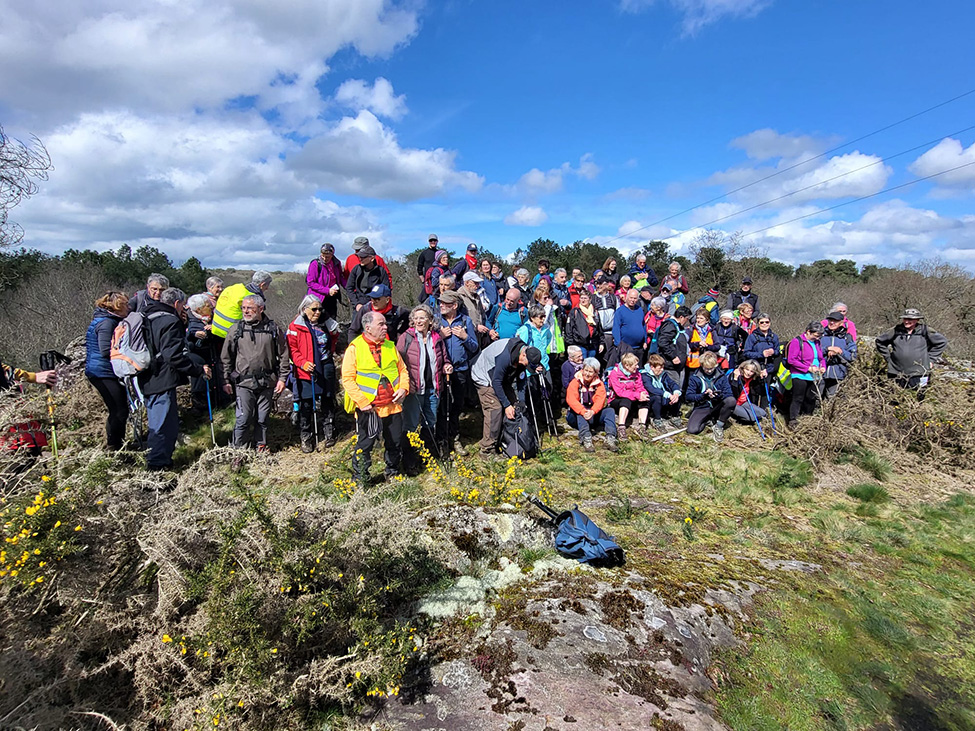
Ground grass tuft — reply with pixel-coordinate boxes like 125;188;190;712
846;483;890;504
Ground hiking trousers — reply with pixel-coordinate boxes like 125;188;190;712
146;389;178;468
353;410;403;480
88;375;129;450
687;397;736;434
476;384;504;453
234;386;273;448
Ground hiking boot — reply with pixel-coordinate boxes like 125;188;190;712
605;435;619;453
256;443;270;454
631;423;646;440
651;419;667;432
711;423;725;443
300;436;315;453
383;468;400;482
322;427;336;448
617;424;627;441
582;436;595;453
787;420;798;431
669;416;684;429
453;437;469;456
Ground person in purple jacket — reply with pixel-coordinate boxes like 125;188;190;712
785;322;826;428
306;243;346;320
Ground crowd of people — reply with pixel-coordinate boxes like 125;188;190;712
2;235;929;482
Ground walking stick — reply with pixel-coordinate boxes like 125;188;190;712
535;371;558;437
650;427;686;442
745;396;766;441
205;377;216;446
763;379;777;436
46;389;59;460
524;375;544;451
310;368;319;449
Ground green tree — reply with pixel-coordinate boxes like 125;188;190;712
562;241;623;277
175;256;209;294
628;240;671;275
739;256;795;279
517;238;563;270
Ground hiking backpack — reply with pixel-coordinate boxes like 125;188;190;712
111;311;164;378
502;404;538;460
423;265;441;296
554;508;625;567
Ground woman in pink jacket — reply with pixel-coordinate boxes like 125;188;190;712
607;352;649;441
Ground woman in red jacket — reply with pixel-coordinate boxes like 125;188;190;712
287;295;339;451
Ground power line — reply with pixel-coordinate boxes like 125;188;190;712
664;122;975;234
601;86;975;246
735;159;975;241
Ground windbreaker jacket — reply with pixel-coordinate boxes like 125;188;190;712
566;372;608;416
287;315;338;381
607;365;648;402
686;369;733;408
656;318;688;368
743;330;781;371
565;307;602;351
820;327;856;380
221;315;290;390
138;300;203;395
306;257;346;301
85;307;121;379
875;323;947;377
786;335;822;375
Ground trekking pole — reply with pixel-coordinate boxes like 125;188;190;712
310;368;319;449
46;389;59;460
524;376;544;450
650;427;686;442
537;372;558;437
205;377;216;446
763;378;777;435
527;495;561;521
745;397;766;441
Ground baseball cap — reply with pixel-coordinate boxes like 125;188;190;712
367;284;391;299
439;290;462;305
467;243;478;252
358;245;377;258
900;308;923;319
826;311;845;321
428;234;438;242
353;236;369;250
742;276;753;284
463;271;483;283
525;347;543;371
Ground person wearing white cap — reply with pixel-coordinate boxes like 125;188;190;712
458;270;498;345
875;308;947;391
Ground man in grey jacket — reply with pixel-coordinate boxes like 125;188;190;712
221;295;290;451
875;308;948;391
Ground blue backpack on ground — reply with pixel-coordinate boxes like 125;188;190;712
529;498;625;567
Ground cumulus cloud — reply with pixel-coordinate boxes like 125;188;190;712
730;128;835;161
619;0;773;34
909;138;975;187
0;0;419;122
516;154;600;196
504;206;549;226
289;110;483;201
334;77;407;120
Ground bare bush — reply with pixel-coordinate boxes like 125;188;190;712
0;263;112;365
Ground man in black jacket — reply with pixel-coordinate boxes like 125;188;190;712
348;284;410;343
346;245;392;311
726;277;760;313
139;288;210;470
416;234;440;303
656;305;691;387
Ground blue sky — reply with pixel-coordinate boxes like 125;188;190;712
2;0;974;271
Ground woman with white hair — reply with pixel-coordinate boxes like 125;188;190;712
286;294;340;451
186;293;220;413
566;357;618;452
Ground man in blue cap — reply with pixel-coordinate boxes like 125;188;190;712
348;283;410;342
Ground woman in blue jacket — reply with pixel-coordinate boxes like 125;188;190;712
85;291;129;450
742;313;781;380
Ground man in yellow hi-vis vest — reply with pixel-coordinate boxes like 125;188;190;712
211;271;273;339
341;310;409;485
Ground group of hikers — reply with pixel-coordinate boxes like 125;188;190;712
0;235;949;484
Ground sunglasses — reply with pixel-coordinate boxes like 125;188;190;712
308;307;322;312
759;320;770;324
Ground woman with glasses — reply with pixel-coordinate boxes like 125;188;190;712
785;322;826;428
742;313;781;381
287;295;340;451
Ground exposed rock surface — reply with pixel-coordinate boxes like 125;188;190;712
375;505;813;731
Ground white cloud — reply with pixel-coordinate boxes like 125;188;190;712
730;128;834;161
334;77;407;120
619;0;773;34
504;206;549;226
516;154;601;196
0;0;419;123
289;110;483;201
909;138;975;187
